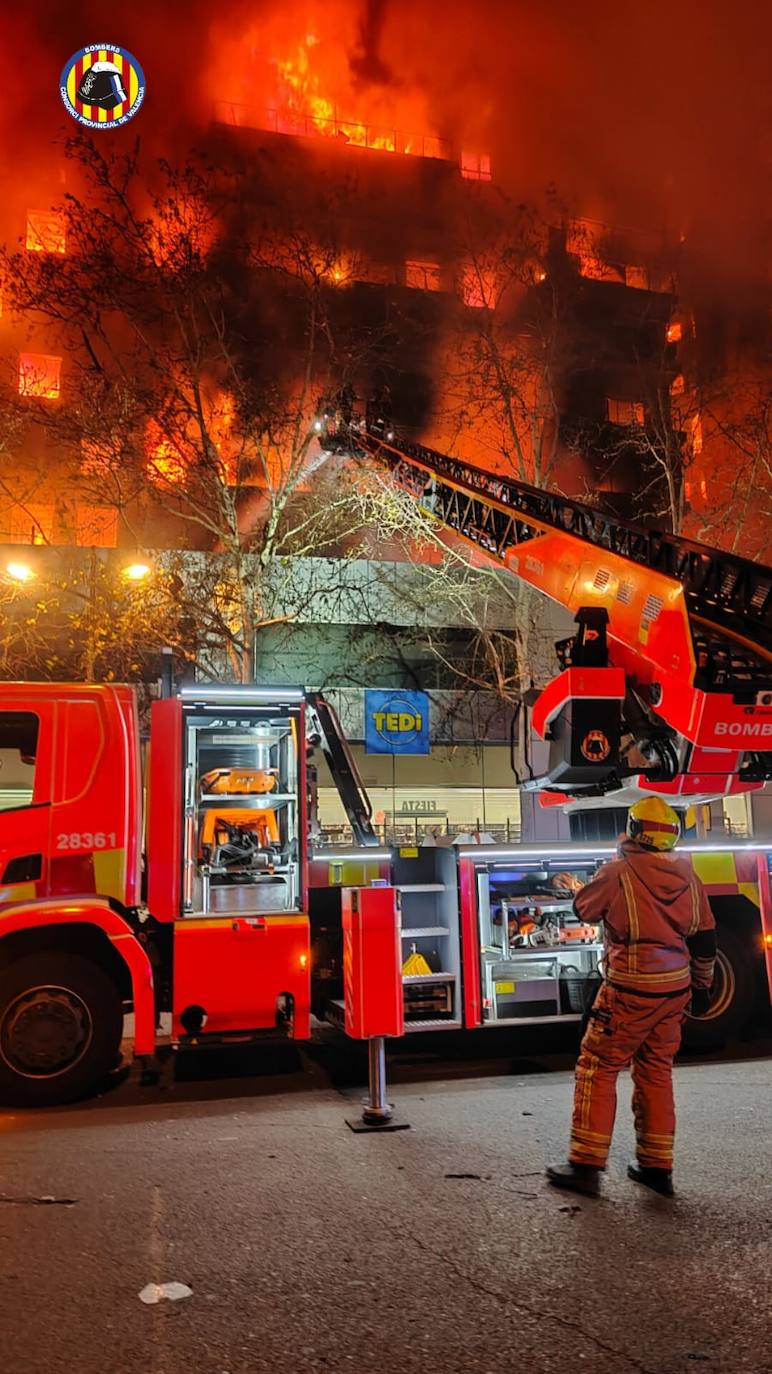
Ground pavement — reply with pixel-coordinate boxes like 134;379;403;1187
1;1034;771;1374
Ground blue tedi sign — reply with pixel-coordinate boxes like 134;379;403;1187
364;690;430;755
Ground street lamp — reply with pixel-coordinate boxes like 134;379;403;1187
122;561;152;582
5;560;34;583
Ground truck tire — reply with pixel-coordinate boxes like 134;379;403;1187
0;951;123;1107
681;924;758;1050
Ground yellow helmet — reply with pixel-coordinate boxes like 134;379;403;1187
627;797;681;851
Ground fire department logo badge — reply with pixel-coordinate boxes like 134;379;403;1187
580;729;611;762
60;45;145;129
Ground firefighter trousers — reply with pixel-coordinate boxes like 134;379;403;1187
569;982;690;1171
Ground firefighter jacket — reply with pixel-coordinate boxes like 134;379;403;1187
574;840;716;995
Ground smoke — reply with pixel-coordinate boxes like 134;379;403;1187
351;0;393;85
2;0;770;290
372;0;771;291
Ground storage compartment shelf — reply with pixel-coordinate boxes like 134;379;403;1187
199;793;296;807
403;972;456;984
406;1018;463;1032
396;883;446;893
401;926;450;938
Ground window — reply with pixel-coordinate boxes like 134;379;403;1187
26;210;66;255
460;151;492;182
624;265;649;290
689;413;704;454
0;712;39;812
404;260;442;292
18;353;61;400
145;421;188;484
8;503;54;544
75;504;118;548
460;262;496;309
606;398;644;426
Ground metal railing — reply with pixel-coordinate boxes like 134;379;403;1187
214;102;454;163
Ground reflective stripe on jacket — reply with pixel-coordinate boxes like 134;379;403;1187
574;840;716;994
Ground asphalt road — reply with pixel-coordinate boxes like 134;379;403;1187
1;1032;771;1374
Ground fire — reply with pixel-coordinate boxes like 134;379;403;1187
145;396;239;488
145;421;188;486
206;15;487;171
26;211;66;255
18;352;61;399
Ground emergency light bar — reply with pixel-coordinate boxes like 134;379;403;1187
312;850;392;863
179;685;305;703
458;843;772;861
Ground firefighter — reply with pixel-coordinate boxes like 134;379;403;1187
546;797;716;1198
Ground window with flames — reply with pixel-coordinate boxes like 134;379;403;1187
18;353;61;400
26;211;67;255
460;152;492;182
606;398;644;426
404;260;443;292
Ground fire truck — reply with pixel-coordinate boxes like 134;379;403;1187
0;430;771;1106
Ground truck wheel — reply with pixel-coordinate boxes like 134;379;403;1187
681;925;758;1050
0;952;123;1107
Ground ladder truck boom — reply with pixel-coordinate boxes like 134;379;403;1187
354;425;772;802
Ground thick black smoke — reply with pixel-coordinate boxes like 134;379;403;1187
3;0;770;292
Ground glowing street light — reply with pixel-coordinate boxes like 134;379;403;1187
5;561;34;583
122;562;152;582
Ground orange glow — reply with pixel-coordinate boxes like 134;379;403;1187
667;321;682;343
206;20;486;173
460;262;497;309
80;438;114;477
145;421;188;485
209;394;238;484
689;413;704;454
624;265;649;289
18;353;61;399
26;210;66;255
8;503;54;545
75;504;119;548
572;252;624;284
607;398;644;425
670;374;685;397
405;260;442;291
460;152;492;182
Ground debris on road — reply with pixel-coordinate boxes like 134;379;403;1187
0;1195;77;1207
138;1282;193;1305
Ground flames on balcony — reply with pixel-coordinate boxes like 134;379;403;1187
210;31;490;179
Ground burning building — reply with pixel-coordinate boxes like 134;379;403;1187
0;0;769;834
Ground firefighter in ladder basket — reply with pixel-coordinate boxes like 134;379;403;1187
547;798;717;1198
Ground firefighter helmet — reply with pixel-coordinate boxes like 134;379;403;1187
77;62;127;110
627;797;681;851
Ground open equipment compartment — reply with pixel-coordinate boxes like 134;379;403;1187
393;845;462;1029
477;857;603;1023
181;693;303;918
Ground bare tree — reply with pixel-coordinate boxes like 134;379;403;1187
0;137;389;681
695;374;772;560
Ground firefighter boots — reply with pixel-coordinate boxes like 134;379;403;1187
546;1162;602;1196
627;1162;675;1196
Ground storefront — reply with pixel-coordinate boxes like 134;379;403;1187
316;742;522;843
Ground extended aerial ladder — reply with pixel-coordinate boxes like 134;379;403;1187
351;425;772;803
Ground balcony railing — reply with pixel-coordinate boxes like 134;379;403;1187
214;102;456;166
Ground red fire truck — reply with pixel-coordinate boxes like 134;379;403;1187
0;432;770;1105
